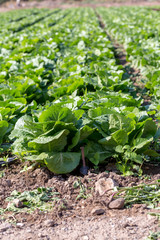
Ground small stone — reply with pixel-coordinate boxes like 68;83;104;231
44;219;54;227
38;233;45;237
108;198;125;209
91;207;105;215
16;223;24;228
95;178;118;196
13;199;23;208
64;227;68;232
81;236;89;240
0;223;12;232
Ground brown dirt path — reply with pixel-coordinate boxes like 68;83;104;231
0;0;160;12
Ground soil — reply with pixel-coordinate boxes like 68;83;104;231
0;0;160;12
0;160;160;240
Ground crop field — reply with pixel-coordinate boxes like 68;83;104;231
0;6;160;240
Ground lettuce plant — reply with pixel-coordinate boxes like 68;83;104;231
9;102;159;174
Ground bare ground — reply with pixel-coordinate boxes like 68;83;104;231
0;0;160;12
0;161;160;240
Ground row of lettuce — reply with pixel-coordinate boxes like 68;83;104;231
97;7;160;113
0;8;159;175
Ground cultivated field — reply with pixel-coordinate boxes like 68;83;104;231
0;6;160;240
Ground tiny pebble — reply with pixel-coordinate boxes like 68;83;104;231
16;223;24;228
38;233;45;237
91;207;105;215
44;219;54;227
81;236;89;240
13;199;23;208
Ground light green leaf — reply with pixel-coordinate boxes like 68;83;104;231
86;141;112;164
115;145;124;153
112;129;128;145
45;152;81;174
39;105;76;124
109;114;135;134
80;125;94;140
77;40;85;50
98;136;117;150
88;107;115;119
133;137;153;151
28;129;69;152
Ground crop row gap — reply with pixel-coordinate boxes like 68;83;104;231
95;10;150;106
12;9;61;33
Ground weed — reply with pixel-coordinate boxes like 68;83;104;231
114;180;160;208
113;181;160;240
73;179;91;200
0;171;5;178
146;231;160;240
0;187;60;215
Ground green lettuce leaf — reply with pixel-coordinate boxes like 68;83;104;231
45;152;81;174
28;129;69;152
39;105;76;123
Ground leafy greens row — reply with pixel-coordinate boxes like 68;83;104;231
0;8;159;175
